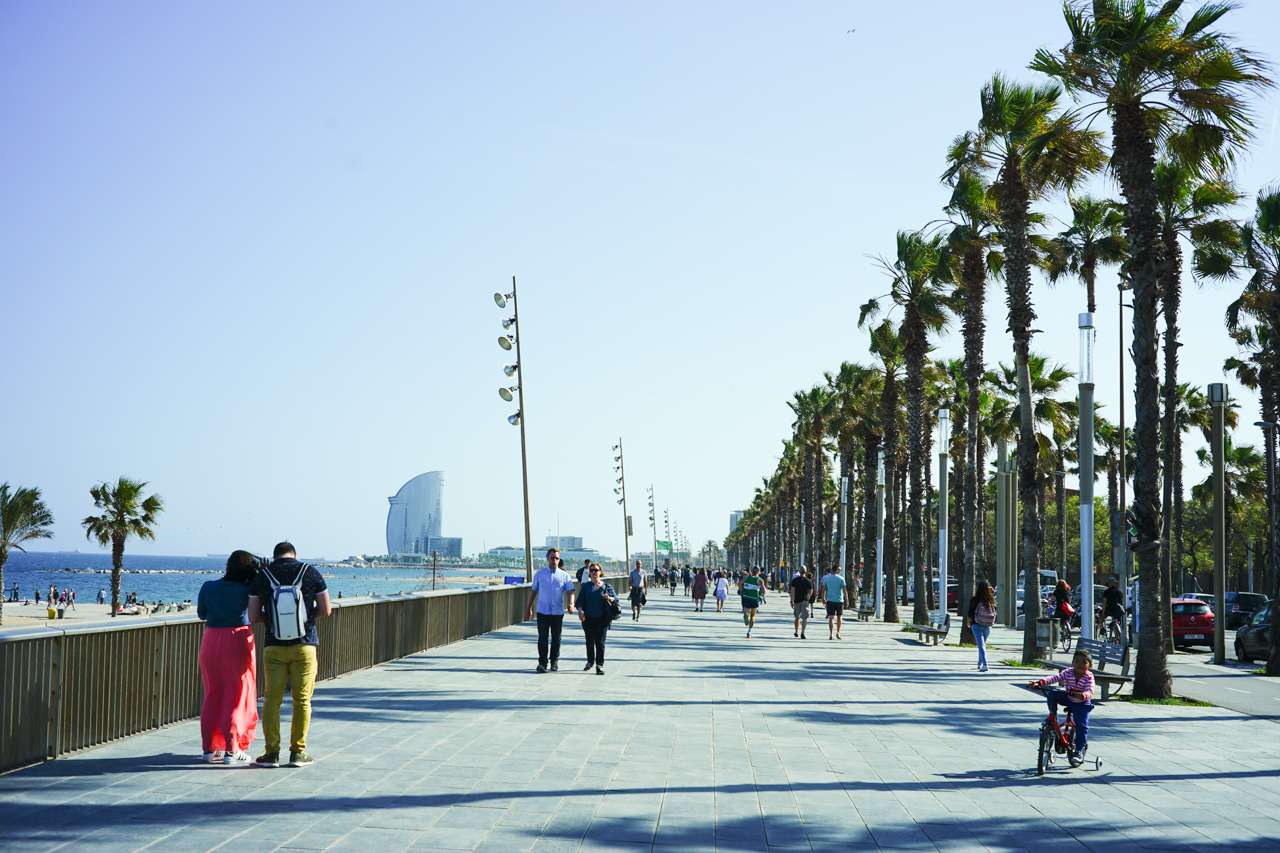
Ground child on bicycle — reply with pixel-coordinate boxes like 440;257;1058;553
1027;649;1095;766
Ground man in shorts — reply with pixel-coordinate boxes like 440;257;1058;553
629;560;647;621
788;566;813;639
738;565;765;638
820;565;849;640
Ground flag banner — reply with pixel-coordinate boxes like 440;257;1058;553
657;540;673;551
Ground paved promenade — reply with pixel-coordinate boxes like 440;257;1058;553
3;591;1279;853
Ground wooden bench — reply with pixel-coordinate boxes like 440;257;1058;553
907;611;950;645
1035;637;1131;701
854;595;875;621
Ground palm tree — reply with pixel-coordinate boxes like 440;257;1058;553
1;484;55;625
866;321;905;622
1046;194;1127;315
949;73;1102;661
1033;0;1272;699
788;386;835;575
862;230;953;623
1193;436;1265;603
828;362;881;591
81;477;164;616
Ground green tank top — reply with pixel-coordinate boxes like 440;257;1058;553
741;576;762;601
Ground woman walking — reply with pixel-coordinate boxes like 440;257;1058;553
964;580;997;672
691;568;708;611
197;551;262;763
713;570;729;612
575;563;616;675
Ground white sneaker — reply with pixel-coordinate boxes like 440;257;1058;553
224;750;252;765
202;751;225;763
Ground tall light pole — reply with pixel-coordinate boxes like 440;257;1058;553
875;452;885;619
495;278;533;582
839;475;849;592
937;408;950;616
647;486;657;576
613;440;631;573
1255;420;1278;675
1079;313;1096;641
1210;383;1227;665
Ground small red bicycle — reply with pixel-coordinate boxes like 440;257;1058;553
1028;685;1102;775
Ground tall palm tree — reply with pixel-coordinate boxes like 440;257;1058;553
81;477;164;616
866;321;905;622
1;484;56;625
827;362;881;591
949;73;1103;660
1033;0;1272;699
862;230;953;623
1193;435;1265;603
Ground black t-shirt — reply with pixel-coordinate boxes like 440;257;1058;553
1102;586;1125;611
789;575;813;603
248;559;328;647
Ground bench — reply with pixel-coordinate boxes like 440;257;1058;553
854;595;875;621
1035;637;1131;701
907;611;950;645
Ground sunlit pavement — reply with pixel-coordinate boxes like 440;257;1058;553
3;593;1279;852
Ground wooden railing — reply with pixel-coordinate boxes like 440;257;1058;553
0;575;629;775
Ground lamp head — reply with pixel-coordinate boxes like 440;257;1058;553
503;363;518;377
508;411;521;426
498;335;514;351
499;387;516;402
494;292;508;308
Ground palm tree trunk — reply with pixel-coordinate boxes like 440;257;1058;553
1159;225;1181;652
905;311;928;625
882;372;901;623
900;460;910;607
1174;428;1185;596
962;247;985;640
1056;448;1067;584
862;436;881;597
1108;447;1118;575
1113;100;1171;698
111;533;125;616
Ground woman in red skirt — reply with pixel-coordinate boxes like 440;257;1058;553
197;551;263;764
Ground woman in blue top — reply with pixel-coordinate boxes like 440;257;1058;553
575;563;617;675
197;551;263;764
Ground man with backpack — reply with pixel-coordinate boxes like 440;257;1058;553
247;542;331;768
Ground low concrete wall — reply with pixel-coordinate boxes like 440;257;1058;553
0;575;630;775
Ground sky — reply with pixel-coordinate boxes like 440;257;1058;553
3;1;1279;562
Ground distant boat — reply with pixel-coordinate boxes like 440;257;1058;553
57;550;81;554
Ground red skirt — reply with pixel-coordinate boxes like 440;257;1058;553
199;625;258;752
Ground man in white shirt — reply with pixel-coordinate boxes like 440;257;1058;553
526;548;576;672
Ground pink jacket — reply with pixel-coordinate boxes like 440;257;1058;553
1041;668;1095;704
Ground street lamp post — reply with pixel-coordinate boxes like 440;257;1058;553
495;277;533;582
1210;383;1227;665
1079;314;1096;641
875;452;885;619
613;439;630;574
839;475;849;591
937;409;950;617
1255;420;1278;675
648;486;657;578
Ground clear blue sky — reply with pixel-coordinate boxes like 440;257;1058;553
3;2;1278;561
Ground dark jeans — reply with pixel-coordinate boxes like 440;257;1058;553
582;615;609;665
1045;689;1093;754
536;613;564;667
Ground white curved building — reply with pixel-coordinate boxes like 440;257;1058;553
386;471;444;555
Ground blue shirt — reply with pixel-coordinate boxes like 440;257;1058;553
820;573;846;602
532;567;574;615
630;568;644;588
575;582;616;618
197;579;250;628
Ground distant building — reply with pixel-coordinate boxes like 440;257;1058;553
544;535;583;550
729;511;745;534
386;472;462;557
484;536;608;566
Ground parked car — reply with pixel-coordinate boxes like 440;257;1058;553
1171;597;1215;648
1235;600;1273;663
1223;592;1268;630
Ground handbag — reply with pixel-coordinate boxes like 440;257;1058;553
606;585;623;621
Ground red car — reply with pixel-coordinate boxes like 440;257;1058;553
1171;597;1215;648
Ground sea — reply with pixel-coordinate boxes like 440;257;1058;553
2;552;509;604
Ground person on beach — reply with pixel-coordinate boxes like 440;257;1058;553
789;566;813;639
691;568;708;611
713;570;729;612
629;560;647;621
248;542;330;768
575;563;616;675
820;565;848;640
738;565;765;638
964;580;996;672
526;548;575;673
197;551;262;764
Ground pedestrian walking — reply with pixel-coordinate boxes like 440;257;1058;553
525;548;575;673
713;570;729;612
577;558;592;584
964;580;996;672
247;542;331;769
691;568;708;611
788;567;813;639
575;563;616;675
819;565;848;640
97;588;105;605
682;566;691;596
668;566;678;595
738;565;765;638
197;551;261;764
628;560;647;621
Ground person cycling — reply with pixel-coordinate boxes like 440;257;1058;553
1051;580;1074;632
1028;649;1095;766
1100;578;1126;638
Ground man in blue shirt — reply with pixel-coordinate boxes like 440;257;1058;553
820;566;849;640
526;548;576;672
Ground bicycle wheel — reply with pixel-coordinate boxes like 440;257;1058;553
1037;724;1053;776
1059;622;1072;653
